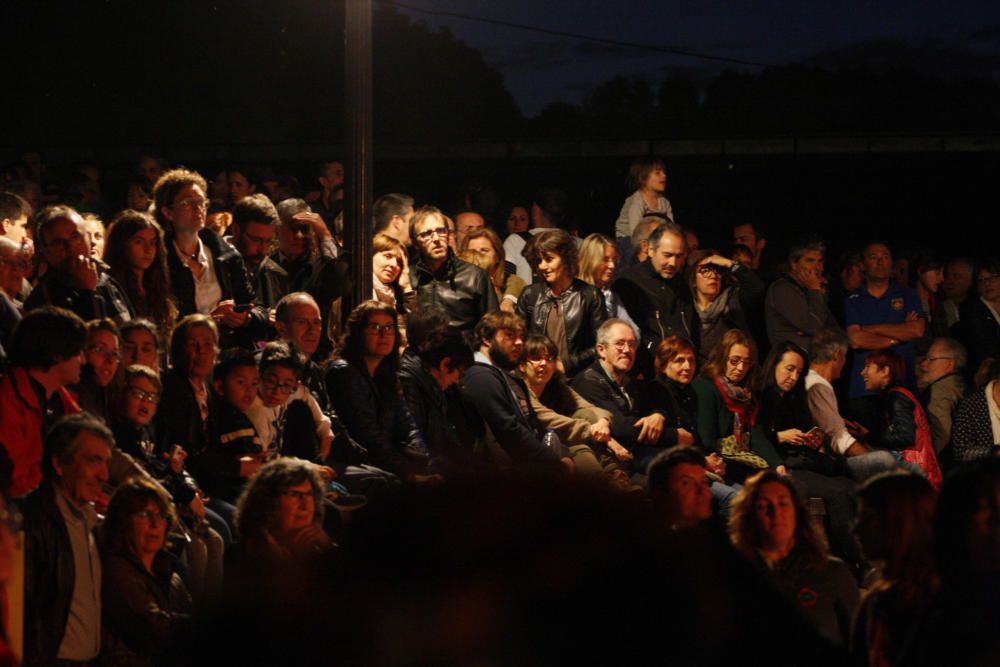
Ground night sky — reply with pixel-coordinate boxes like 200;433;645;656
393;0;1000;115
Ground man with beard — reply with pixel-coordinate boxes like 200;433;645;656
228;194;287;310
460;312;572;472
611;221;696;379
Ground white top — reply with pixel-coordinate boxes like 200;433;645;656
987;380;1000;446
805;369;856;455
174;237;222;315
246;385;332;457
614;190;674;239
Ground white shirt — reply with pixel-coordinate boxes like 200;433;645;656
174;237;222;315
805;369;856;455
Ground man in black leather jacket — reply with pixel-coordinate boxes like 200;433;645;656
612;221;697;378
409;206;497;332
229;193;289;310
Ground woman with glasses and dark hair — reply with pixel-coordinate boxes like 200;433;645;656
100;478;192;667
516;229;606;378
692;329;786;484
757;340;865;572
103;209;178;340
685;249;764;363
326;301;431;482
729;471;859;647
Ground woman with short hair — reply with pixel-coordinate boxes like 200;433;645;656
516;229;606;377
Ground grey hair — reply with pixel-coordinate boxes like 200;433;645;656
809;328;849;364
275;198;311;227
788;239;826;264
930;337;967;370
596;318;638;347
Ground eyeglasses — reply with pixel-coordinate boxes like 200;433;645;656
609;340;636;351
278;489;313;502
728;356;754;368
696;265;722;276
364;322;395;336
172;198;208;212
88;344;122;362
415;227;449;242
261;376;299;395
127;386;160;403
134;509;167;523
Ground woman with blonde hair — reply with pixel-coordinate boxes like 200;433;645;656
578;233;639;329
371;232;414;315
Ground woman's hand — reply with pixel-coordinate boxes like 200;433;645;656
397;251;412;292
705;452;726;476
676;428;695;447
189;493;207;520
777;429;808;445
775;465;789;476
589;418;611;444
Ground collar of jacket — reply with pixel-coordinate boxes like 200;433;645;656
167;227;240;263
413;250;456;280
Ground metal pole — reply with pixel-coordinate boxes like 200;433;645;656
345;0;373;308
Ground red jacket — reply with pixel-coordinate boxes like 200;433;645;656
0;367;80;498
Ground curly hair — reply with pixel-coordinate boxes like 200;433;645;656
151;168;207;231
234;458;325;540
728;470;827;562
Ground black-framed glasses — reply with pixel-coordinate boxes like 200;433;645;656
415;227;449;242
261;376;299;394
127;386;160;403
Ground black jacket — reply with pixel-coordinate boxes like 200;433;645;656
459;360;564;470
647;375;702;449
166;228;266;349
570;360;669;468
956;296;1000;376
250;256;290;310
24;266;134;326
611;260;698;378
410;252;498;331
325;358;428;478
23;481;85;666
516;278;606;377
873;389;919;451
398;350;470;476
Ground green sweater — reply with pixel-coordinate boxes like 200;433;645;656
691;377;783;468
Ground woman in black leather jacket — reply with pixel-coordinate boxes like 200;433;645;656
516;229;606;377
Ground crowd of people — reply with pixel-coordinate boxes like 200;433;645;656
0;153;997;666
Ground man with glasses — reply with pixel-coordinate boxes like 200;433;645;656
228;193;287;309
460;312;573;471
919;337;968;458
572;319;671;473
153;168;265;350
409;205;497;332
24;204;134;325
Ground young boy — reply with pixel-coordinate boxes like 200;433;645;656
207;348;268;505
